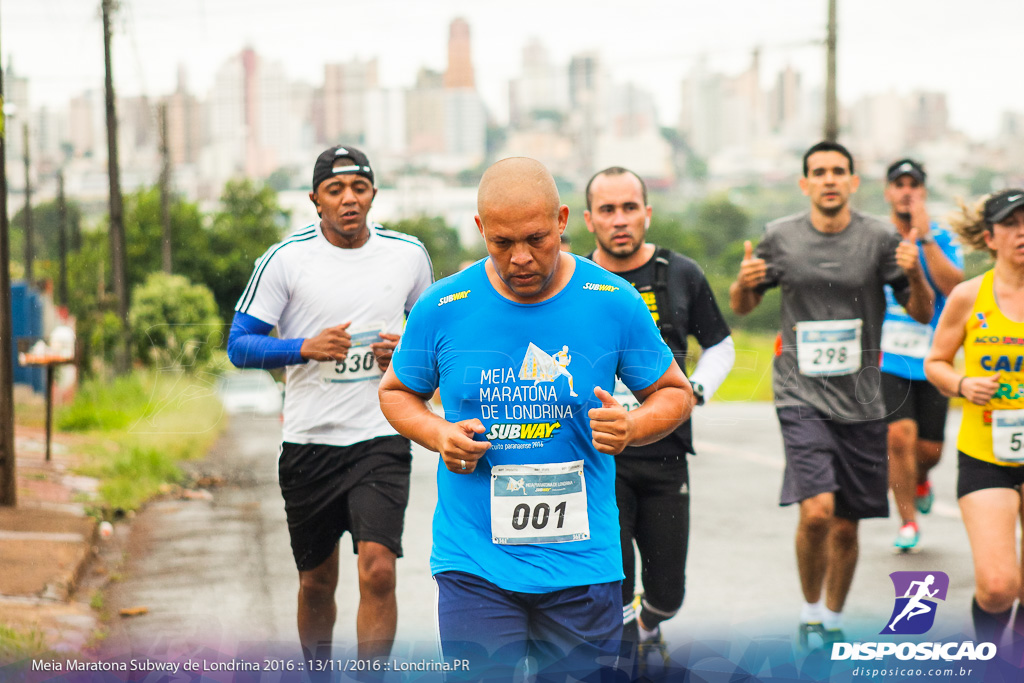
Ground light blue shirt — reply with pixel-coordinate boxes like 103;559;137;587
881;222;964;380
392;256;672;593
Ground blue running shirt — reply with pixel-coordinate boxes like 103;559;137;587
880;223;964;380
391;255;673;593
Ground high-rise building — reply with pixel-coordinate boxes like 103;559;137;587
848;91;908;161
444;18;475;89
568;52;607;178
769;65;801;135
5;61;30;188
68;90;104;161
509;38;568;128
906;91;949;146
323;58;379;144
365;88;408;163
204;47;306;185
165;66;203;167
406;68;446;157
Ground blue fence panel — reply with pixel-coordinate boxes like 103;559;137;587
11;281;45;394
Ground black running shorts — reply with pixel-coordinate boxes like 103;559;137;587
777;406;889;520
957;450;1024;499
278;435;411;572
881;372;949;442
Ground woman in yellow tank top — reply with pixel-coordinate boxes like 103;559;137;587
926;189;1024;646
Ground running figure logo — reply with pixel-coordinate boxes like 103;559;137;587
506;477;526;494
882;571;949;635
519;342;578;397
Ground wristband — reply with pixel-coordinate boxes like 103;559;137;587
957;376;966;398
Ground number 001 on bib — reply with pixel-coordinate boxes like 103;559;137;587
796;319;863;377
490;461;589;545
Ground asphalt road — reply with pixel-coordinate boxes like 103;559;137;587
101;401;977;668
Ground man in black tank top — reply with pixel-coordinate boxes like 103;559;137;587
584;166;734;669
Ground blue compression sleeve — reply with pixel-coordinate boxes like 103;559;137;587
227;311;306;369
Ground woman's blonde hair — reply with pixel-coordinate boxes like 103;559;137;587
948;194;995;256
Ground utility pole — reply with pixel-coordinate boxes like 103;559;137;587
158;101;171;274
21;122;32;284
824;0;839;142
0;0;19;507
57;170;68;307
102;0;130;374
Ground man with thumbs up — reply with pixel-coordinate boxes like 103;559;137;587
379;157;691;680
583;166;734;662
728;141;934;648
879;159;964;552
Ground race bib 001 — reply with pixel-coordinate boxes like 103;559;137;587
796;319;863;377
490;461;589;545
319;320;384;383
992;409;1024;463
881;320;932;359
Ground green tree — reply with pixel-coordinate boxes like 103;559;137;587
388;216;476;279
129;273;223;370
203;179;290;323
10;198;84;270
122;187;207;290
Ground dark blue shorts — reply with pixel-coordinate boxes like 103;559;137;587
433;571;623;682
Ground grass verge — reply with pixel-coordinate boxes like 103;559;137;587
57;368;227;513
702;330;776;403
0;625;56;662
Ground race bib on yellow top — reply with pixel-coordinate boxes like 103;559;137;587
881;321;932;359
796;319;862;377
319;320;384;383
612;377;641;412
993;409;1024;463
490;461;589;545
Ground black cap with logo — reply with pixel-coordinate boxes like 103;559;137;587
886;158;926;184
984;189;1024;225
312;145;374;192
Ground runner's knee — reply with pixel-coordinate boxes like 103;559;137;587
975;572;1019;612
888;420;916;454
358;546;397;596
299;569;338;601
799;496;835;531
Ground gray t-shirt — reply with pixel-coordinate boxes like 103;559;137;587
755;210;910;422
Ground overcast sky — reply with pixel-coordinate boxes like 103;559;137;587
4;0;1021;140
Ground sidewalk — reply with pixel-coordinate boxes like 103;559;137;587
0;420;101;654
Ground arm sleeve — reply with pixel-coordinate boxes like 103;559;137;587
227;311;305;369
390;297;440;395
234;245;291;326
689;336;735;401
618;295;675;393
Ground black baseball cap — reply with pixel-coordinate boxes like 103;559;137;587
312;145;374;192
886;158;926;184
984;189;1024;225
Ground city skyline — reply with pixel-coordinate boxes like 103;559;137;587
5;0;1023;141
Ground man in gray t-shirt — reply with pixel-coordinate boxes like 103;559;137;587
729;141;933;649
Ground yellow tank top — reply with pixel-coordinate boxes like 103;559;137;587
957;270;1024;465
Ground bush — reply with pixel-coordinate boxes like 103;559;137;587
130;273;223;370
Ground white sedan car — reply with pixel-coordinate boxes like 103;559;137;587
218;369;284;416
